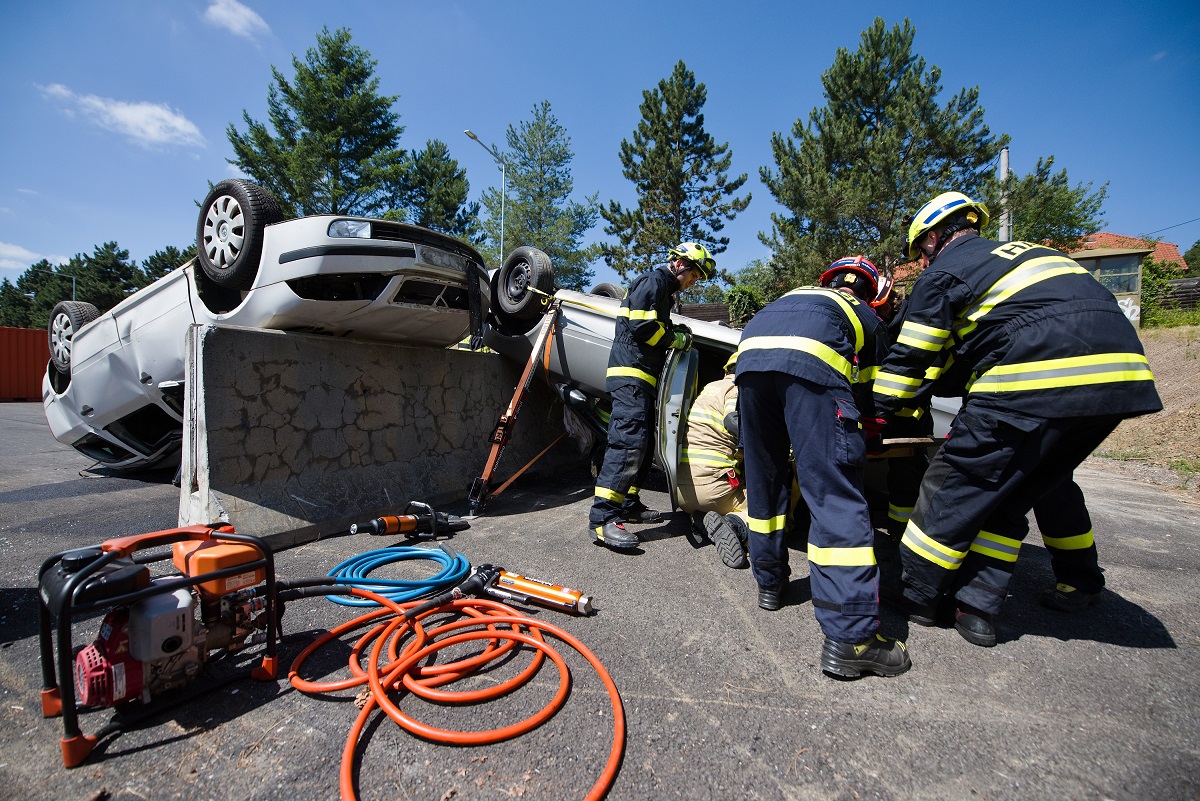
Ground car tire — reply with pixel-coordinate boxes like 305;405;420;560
588;282;626;299
196;179;283;290
495;246;554;321
48;300;100;374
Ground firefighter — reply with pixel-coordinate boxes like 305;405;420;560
873;191;1162;646
736;256;912;679
588;242;715;550
677;353;751;569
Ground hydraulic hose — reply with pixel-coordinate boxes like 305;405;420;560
323;545;470;607
288;588;625;801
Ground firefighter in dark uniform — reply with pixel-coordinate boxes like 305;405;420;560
589;242;715;550
736;256;912;679
873;191;1162;646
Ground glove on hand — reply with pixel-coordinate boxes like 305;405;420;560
861;416;887;441
671;328;693;351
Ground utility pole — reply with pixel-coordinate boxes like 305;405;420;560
464;129;506;262
998;146;1012;243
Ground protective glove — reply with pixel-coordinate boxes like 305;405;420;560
861;416;887;440
671;326;693;351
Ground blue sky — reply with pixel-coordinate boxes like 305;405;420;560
2;0;1198;291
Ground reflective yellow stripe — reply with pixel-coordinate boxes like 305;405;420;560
969;353;1154;394
969;530;1022;562
606;366;658;386
619;307;659;321
748;514;788;535
855;365;879;384
646;324;668;346
896;407;924;418
739;335;853;380
901;521;966;570
682;448;738;468
956;256;1090;338
785;287;864;353
1042;529;1095;550
687;407;725;429
873;370;923;399
897;320;951;352
887;503;914;523
807;544;876;567
594;486;624;503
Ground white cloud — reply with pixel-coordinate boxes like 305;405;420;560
203;0;270;40
1153;51;1167;61
39;83;205;149
0;241;52;273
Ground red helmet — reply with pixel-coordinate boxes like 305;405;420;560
819;256;880;303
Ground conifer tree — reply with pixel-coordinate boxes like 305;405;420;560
761;18;1006;289
602;61;750;281
983;156;1107;253
393;139;479;242
227;26;405;218
480;101;600;289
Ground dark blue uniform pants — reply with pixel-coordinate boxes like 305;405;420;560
739;372;879;644
901;407;1121;614
590;382;656;527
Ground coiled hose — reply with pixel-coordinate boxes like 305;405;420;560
288;587;625;801
324;545;470;607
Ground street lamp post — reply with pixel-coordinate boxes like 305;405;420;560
28;269;76;300
463;129;506;262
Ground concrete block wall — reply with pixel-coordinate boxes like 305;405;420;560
179;324;580;550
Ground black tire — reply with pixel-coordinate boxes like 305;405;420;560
196;179;283;290
589;282;626;299
495;246;554;320
48;300;100;373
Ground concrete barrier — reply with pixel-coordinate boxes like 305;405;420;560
178;324;580;550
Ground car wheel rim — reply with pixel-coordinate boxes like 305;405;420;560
202;194;245;270
51;313;72;366
505;261;530;301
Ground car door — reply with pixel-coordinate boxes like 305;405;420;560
655;347;699;511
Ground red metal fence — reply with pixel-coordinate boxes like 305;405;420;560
0;327;49;401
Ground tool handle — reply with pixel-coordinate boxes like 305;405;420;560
101;524;231;558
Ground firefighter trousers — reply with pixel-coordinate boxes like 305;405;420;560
900;406;1121;615
739;372;878;644
590;382;657;527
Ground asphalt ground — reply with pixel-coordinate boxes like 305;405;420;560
1;401;1198;801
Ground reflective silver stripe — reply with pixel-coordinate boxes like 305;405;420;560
739;335;853;380
873;370;923;399
901;521;966;570
968;353;1154;393
783;287;864;353
957;256;1090;338
969;530;1022;563
897;320;950;352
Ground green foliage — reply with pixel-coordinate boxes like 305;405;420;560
602;61;751;282
725;285;765;327
226;26;406;218
394;139;480;241
480;101;600;290
761;18;1006;291
982;156;1106;252
142;245;197;281
1183;238;1200;278
1139;256;1200;328
0;243;194;329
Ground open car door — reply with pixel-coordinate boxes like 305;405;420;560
655;347;699;511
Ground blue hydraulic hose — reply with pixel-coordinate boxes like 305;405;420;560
325;545;471;607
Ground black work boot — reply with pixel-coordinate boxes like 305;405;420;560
705;511;749;569
620;499;664;524
955;604;997;647
1040;583;1102;612
589;521;639;550
757;585;784;611
821;634;912;679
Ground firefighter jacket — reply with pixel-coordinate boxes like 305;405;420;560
605;265;684;391
735;287;887;415
683;375;741;480
873;233;1162;421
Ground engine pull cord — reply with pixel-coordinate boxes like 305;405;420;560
288;588;625;801
323;544;470;607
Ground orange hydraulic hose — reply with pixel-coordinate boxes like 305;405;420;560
288;588;625;801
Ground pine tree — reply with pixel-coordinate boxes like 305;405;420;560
480;101;600;290
141;245;198;282
226;26;405;218
983;156;1107;252
392;139;479;242
761;18;1006;290
602;61;750;281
